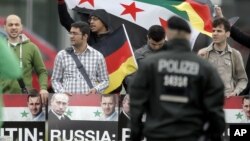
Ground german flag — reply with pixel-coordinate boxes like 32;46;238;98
66;0;214;92
173;0;212;36
92;25;137;93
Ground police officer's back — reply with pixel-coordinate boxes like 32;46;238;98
129;16;225;141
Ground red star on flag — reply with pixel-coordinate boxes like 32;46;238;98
159;17;168;30
121;2;144;21
78;0;94;7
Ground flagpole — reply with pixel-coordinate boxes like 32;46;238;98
122;24;138;69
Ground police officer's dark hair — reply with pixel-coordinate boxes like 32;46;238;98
71;21;90;36
168;16;191;33
148;25;166;42
213;18;231;32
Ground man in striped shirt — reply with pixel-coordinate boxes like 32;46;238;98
51;21;109;94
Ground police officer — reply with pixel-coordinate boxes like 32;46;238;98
129;16;225;141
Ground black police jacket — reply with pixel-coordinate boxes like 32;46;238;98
129;39;225;141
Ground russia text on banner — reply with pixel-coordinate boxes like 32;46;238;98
48;94;119;121
65;0;213;50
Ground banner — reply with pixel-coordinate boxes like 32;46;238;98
48;94;120;141
1;95;46;141
2;95;46;121
2;94;248;140
224;96;250;123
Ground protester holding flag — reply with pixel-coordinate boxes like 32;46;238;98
51;21;109;94
59;0;215;93
130;16;225;141
57;0;129;93
57;0;112;46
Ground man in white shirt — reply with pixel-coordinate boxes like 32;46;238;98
51;21;109;94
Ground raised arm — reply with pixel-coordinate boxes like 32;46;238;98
230;25;250;48
57;0;74;32
215;6;250;48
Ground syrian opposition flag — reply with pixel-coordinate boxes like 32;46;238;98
224;96;248;123
58;94;119;120
2;95;33;121
65;0;213;50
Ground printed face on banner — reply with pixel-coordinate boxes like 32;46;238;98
242;98;250;120
122;95;130;116
47;94;120;121
27;96;43;117
224;96;250;123
1;95;45;140
2;95;46;121
101;95;116;117
50;93;69;116
47;93;119;141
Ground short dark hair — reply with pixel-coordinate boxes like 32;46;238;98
148;25;165;42
100;94;117;104
242;95;250;103
27;89;41;102
71;21;90;36
168;16;191;33
213;18;231;32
